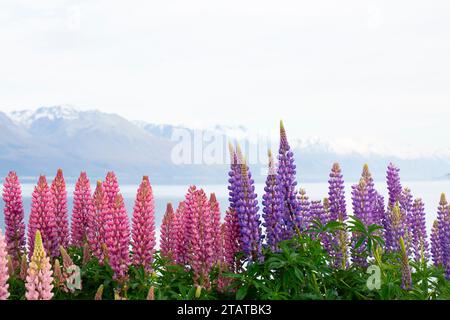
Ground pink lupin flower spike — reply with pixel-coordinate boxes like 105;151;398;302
51;169;70;249
88;180;109;263
103;171;120;208
209;193;222;265
25;230;54;300
2;171;26;268
132;176;156;272
185;187;215;288
160;203;176;261
105;194;130;281
0;230;10;300
28;175;58;258
71;172;94;247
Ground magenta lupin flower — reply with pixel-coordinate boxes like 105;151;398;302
103;171;120;208
0;230;10;300
160;203;176;261
25;230;54;300
174;202;189;266
88;180;109;263
51;169;70;250
185;187;215;288
209;193;223;265
28;175;58;259
2;171;26;268
104;194;130;281
131;176;156;272
71;172;94;247
223;208;241;273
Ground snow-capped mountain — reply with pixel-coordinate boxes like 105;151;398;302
0;106;449;184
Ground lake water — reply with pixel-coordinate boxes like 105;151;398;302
1;181;449;246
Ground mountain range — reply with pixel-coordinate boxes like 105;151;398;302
0;106;449;184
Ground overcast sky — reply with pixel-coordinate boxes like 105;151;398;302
1;1;449;156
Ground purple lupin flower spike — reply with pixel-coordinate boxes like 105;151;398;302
410;198;429;262
262;150;284;251
351;179;371;267
400;187;414;255
400;237;412;291
276;121;299;240
386;163;402;209
430;220;442;266
436;193;450;279
309;200;328;247
385;203;407;252
328;163;348;268
296;188;310;231
233;144;263;262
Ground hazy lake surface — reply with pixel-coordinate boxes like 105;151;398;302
1;181;449;244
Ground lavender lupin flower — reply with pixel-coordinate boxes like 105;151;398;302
233;144;263;262
328;163;348;268
276;121;299;240
386;163;402;209
430;220;442;266
410;198;429;262
262;150;284;251
296;189;311;231
436;193;450;279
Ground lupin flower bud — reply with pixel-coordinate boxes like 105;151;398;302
400;237;412;291
25;231;54;300
95;284;104;300
131;176;156;272
2;171;26;268
0;230;10;300
28;176;58;258
53;259;64;289
19;254;27;280
71;172;94;247
51;169;70;250
147;286;155;300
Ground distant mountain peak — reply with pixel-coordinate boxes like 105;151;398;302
9;105;80;127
